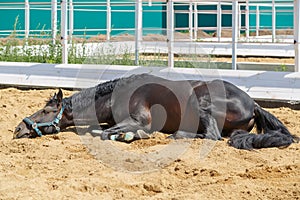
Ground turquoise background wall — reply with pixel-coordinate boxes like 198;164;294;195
174;5;235;31
249;5;293;31
0;0;165;37
0;0;294;38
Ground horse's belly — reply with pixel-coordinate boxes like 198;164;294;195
149;103;182;133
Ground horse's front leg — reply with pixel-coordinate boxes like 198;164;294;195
95;118;151;142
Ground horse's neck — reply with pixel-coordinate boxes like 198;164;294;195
94;94;114;124
65;91;113;126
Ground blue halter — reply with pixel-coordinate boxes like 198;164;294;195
23;105;65;137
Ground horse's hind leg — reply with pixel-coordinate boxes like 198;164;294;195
169;130;205;139
200;114;222;140
169;117;221;141
170;112;221;140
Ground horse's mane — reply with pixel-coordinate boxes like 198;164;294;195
63;74;153;111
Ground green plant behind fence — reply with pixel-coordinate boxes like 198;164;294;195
0;18;219;68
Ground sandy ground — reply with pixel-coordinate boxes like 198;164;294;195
0;87;299;200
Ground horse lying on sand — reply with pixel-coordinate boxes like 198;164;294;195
14;73;299;149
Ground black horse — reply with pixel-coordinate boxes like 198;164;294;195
14;73;299;149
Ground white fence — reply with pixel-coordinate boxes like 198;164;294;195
0;0;299;71
0;1;296;41
60;0;300;71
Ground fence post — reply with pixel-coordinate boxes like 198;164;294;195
135;0;142;65
189;3;193;41
167;0;174;68
51;0;57;44
217;0;222;42
232;0;238;70
245;0;249;41
193;3;198;40
272;0;276;43
238;4;241;38
106;0;111;41
25;0;30;39
295;0;300;72
61;0;68;64
69;0;74;41
256;5;259;36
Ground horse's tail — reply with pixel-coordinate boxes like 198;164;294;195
228;103;299;149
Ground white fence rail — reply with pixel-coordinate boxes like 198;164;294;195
1;61;300;101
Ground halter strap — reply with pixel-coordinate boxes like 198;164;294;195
23;105;65;137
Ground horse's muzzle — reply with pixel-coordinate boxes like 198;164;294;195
13;122;31;139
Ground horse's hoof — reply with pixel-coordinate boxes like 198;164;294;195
91;129;104;137
91;129;103;134
167;134;176;139
136;130;150;139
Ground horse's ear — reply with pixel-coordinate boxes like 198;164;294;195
56;89;63;103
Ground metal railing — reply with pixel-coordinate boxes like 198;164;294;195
0;1;295;41
0;0;299;71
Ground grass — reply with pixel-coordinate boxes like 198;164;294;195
1;28;292;71
0;17;295;71
3;35;293;71
0;17;224;69
0;34;218;68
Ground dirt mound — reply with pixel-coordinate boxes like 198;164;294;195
0;88;299;199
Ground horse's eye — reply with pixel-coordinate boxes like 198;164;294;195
43;106;58;113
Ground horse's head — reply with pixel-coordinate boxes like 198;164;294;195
14;89;67;139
